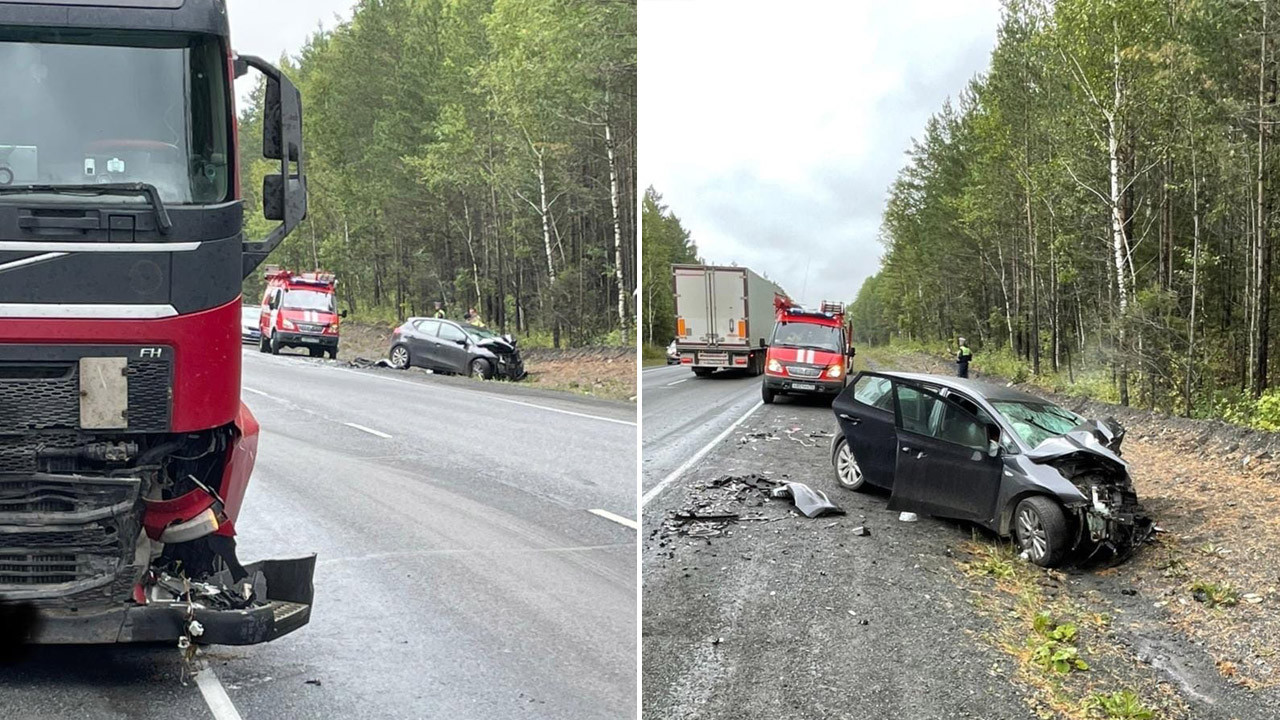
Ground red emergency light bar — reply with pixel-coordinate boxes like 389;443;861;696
265;268;337;288
774;294;844;324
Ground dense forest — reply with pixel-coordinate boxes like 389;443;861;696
639;187;699;347
238;0;636;347
851;0;1280;421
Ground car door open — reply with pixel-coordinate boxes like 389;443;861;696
887;381;1003;522
833;372;899;487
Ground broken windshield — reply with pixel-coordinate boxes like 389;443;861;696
770;322;843;353
0;28;230;205
992;400;1083;449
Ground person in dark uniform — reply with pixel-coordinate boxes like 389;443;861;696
956;337;973;378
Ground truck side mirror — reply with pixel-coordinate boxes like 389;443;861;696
237;55;307;278
759;338;767;348
340;310;348;319
847;346;857;358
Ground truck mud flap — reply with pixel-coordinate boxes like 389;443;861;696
29;555;316;646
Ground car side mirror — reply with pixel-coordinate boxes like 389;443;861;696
237;54;307;279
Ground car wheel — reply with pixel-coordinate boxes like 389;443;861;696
258;335;269;353
762;385;775;404
469;358;492;379
308;347;323;358
832;437;865;491
1014;496;1070;567
389;345;410;370
327;348;338;360
269;333;281;355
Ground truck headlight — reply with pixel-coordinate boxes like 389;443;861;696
826;364;843;379
767;358;783;373
282;318;296;330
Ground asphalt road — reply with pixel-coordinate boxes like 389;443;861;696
641;364;762;497
1;348;637;720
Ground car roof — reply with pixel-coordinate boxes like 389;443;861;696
872;371;1051;404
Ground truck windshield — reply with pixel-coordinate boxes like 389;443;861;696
0;29;230;205
771;322;843;353
284;290;335;313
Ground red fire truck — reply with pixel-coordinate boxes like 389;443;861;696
762;297;856;404
258;268;343;358
0;0;314;646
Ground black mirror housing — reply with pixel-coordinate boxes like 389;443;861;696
237;54;307;278
340;310;349;319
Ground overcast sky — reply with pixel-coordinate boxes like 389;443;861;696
640;0;1001;308
226;0;356;103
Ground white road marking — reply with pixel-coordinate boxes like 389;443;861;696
243;386;283;402
588;508;639;530
642;400;765;507
194;666;244;720
666;378;689;387
315;363;636;427
344;422;393;439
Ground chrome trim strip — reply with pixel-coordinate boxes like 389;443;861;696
0;241;200;253
0;252;68;273
0;304;179;319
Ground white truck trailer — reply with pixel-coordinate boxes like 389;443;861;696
672;264;785;376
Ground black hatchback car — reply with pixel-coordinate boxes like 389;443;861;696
830;371;1152;567
388;318;526;380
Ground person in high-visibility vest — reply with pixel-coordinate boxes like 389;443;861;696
956;337;973;378
433;301;446;319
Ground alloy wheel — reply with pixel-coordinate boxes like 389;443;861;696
836;442;863;488
390;346;409;369
1017;507;1048;562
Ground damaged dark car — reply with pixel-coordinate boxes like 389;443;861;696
830;372;1153;567
388;318;526;380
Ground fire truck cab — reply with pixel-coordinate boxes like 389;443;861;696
762;297;855;404
258;268;342;358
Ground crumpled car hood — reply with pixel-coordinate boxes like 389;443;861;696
475;338;516;353
1025;418;1127;473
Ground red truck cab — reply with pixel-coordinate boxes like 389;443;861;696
258;268;343;358
762;297;855;404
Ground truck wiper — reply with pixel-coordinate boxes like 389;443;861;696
0;183;172;234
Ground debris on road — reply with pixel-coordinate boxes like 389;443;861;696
348;356;396;369
770;482;845;518
851;525;871;536
899;512;919;522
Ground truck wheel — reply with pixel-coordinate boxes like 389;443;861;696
1013;496;1071;567
469;358;493;379
762;385;776;404
269;333;281;355
258;335;269;353
692;368;714;378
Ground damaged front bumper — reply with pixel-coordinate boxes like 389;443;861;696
26;555;316;645
1071;485;1154;561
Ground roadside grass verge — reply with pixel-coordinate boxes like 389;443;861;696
956;540;1183;719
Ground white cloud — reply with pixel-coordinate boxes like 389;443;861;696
227;0;356;102
641;0;1000;307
